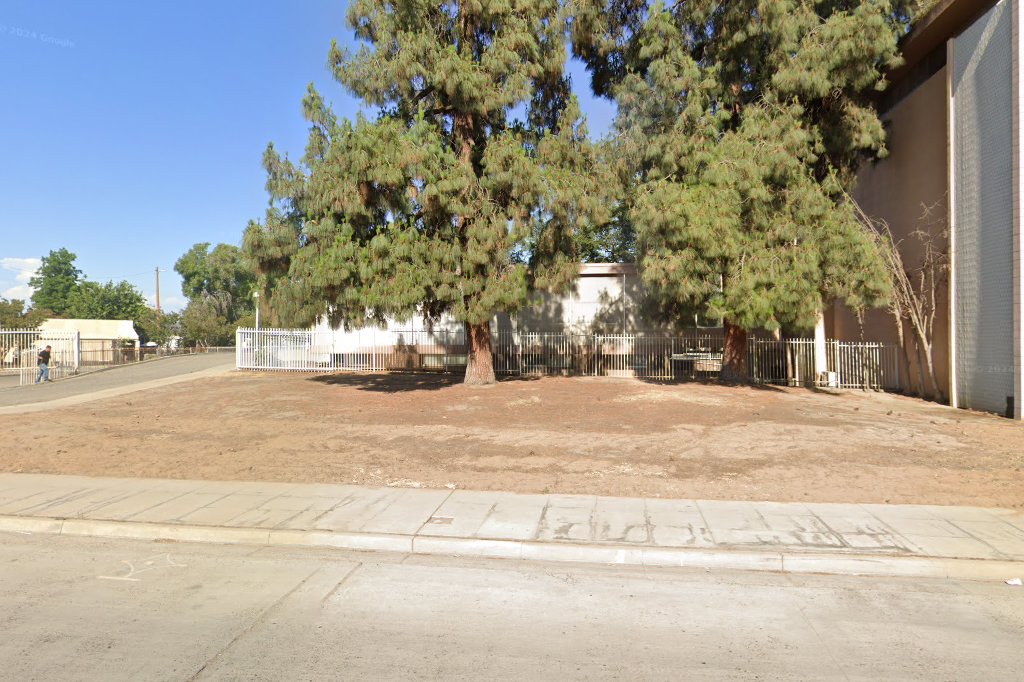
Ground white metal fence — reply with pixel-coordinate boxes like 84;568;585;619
0;329;80;384
2;328;231;386
1;328;41;375
236;328;900;390
825;340;901;390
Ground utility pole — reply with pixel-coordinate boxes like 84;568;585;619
155;267;161;323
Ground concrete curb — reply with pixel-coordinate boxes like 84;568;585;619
2;514;1021;581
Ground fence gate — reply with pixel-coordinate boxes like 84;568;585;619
1;329;41;376
0;329;80;385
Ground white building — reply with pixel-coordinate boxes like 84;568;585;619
39;319;139;365
309;263;661;345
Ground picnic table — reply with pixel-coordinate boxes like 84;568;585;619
670;350;723;373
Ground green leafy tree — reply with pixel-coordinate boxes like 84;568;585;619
244;0;611;384
65;280;148;322
174;243;256;322
178;300;243;346
135;308;181;346
0;298;46;328
174;242;256;347
571;0;909;378
28;248;82;316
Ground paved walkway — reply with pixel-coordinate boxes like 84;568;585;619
1;473;1022;579
0;353;235;413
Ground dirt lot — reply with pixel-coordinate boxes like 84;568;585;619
3;372;1024;507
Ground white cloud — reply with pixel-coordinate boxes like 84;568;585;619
0;257;41;283
0;257;41;301
2;283;34;300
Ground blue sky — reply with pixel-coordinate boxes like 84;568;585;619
0;1;616;312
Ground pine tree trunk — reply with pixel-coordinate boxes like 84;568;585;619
720;320;748;383
464;322;496;385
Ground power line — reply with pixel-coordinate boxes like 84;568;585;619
85;268;173;283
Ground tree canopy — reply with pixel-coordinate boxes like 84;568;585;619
23;248;150;335
174;242;256;346
0;298;46;328
65;280;148;322
244;0;611;384
239;0;931;383
569;0;911;377
29;248;82;316
134;308;181;346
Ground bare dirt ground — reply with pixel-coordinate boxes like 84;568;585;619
3;372;1023;507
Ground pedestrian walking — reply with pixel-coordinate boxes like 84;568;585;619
36;345;52;384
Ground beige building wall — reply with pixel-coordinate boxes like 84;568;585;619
833;67;951;399
312;264;670;350
514;264;667;334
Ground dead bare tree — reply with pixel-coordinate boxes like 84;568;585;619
853;199;949;402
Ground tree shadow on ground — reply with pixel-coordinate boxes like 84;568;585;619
308;369;838;395
309;371;542;393
804;386;850;398
636;376;788;393
310;372;460;392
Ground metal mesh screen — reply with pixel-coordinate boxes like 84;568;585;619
953;0;1015;414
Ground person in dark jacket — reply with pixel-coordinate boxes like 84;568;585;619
36;345;52;384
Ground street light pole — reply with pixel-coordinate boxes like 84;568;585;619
155;267;161;324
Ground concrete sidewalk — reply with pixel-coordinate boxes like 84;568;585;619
1;473;1022;579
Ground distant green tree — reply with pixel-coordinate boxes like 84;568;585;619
0;298;46;328
174;242;255;346
570;0;907;378
244;0;611;384
28;248;81;316
178;300;238;346
135;308;181;345
65;280;148;322
174;243;256;321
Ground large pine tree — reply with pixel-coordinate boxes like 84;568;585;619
244;0;610;384
571;0;914;378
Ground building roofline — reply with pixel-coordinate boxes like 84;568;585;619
889;0;999;85
578;263;637;276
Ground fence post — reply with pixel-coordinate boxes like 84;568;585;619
213;327;904;391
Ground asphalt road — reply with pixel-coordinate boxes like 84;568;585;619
0;353;235;408
1;533;1021;681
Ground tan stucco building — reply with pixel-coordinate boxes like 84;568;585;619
834;0;1024;418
